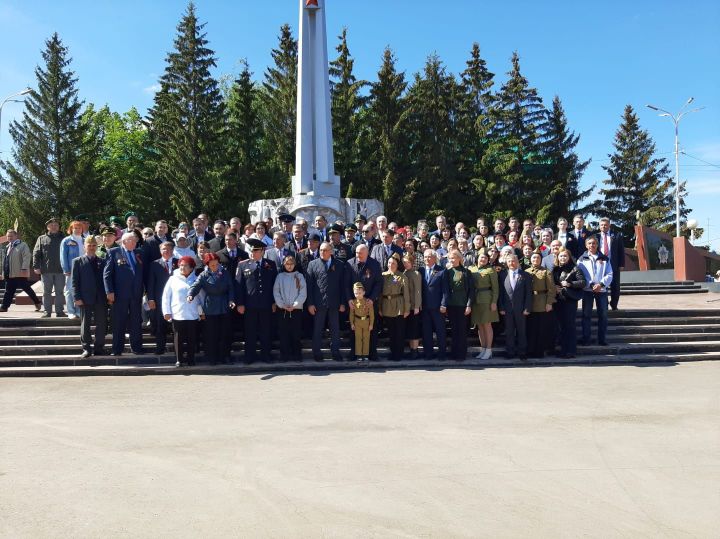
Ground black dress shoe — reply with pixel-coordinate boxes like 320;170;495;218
80;350;92;359
598;341;608;346
110;351;122;357
314;355;324;362
94;349;106;356
55;312;67;317
519;355;528;361
133;349;146;355
154;348;166;355
0;307;8;312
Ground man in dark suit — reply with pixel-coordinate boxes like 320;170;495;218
146;241;177;355
103;232;146;356
419;249;449;360
217;232;248;278
306;242;346;361
346;244;383;360
208;220;227;252
289;223;308;252
297;234;322;275
498;255;533;360
596;217;625;310
235;238;278;364
570;214;592;260
141;220;174;268
555;217;578;258
188;217;213;249
354;224;380;255
71;236;108;358
313;215;330;242
370;230;403;270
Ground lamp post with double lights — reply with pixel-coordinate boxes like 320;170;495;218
0;87;32;151
646;98;704;238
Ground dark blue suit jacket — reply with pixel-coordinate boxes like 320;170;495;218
71;255;107;305
305;257;346;309
103;247;145;301
419;265;449;309
498;268;533;313
345;256;383;303
234;258;278;309
595;231;625;269
370;242;403;271
569;227;592;259
147;258;178;303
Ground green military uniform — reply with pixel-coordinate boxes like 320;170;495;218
470;264;500;325
526;266;556;312
380;271;410;317
351;295;374;359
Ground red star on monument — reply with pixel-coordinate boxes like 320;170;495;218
306;0;318;6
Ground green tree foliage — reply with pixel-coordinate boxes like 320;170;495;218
598;105;675;240
403;54;460;222
260;24;297;197
536;96;593;224
330;28;367;198
226;60;268;210
86;105;155;217
0;33;102;239
457;43;496;218
360;47;409;208
146;2;227;222
483;52;549;220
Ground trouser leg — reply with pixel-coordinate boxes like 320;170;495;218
128;299;143;352
80;305;93;351
1;278;20;309
596;293;609;343
610;269;620;309
581;292;593;343
41;273;53;313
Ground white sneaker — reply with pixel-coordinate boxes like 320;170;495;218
481;348;493;360
474;348;486;359
67;314;77;319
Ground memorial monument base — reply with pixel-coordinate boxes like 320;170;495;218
248;196;384;225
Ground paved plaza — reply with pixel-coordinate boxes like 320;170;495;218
1;362;718;537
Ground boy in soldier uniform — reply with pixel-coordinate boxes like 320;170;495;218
350;282;374;362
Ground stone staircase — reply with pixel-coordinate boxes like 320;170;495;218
620;280;707;295
0;308;719;376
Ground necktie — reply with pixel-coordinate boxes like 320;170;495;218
230;250;235;258
126;250;136;273
167;260;172;275
386;246;391;257
603;234;610;256
426;268;432;283
511;271;517;290
326;260;331;271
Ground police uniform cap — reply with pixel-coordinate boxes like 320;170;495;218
45;217;60;226
309;233;322;242
345;223;358;232
246;238;266;250
354;214;367;223
100;227;116;236
109;216;123;226
278;213;295;223
329;223;344;235
353;282;365;290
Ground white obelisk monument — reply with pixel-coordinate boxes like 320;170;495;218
248;0;383;224
293;0;340;198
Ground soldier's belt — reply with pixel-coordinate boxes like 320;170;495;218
383;293;401;299
354;315;370;321
476;287;491;291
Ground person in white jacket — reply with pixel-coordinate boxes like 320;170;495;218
577;236;613;347
162;255;204;367
273;255;307;362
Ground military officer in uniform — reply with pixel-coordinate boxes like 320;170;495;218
235;238;278;364
526;252;557;358
328;224;351;262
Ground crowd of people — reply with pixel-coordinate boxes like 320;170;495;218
0;211;626;366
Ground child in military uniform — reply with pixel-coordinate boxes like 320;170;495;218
350;282;374;362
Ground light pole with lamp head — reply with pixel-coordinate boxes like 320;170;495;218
0;87;32;151
646;98;704;238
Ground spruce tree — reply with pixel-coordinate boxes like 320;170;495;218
226;60;267;214
146;2;227;221
598;105;674;240
483;52;549;220
329;28;366;198
403;54;459;222
0;33;100;238
536;96;593;224
260;24;297;197
457;43;496;219
362;47;409;207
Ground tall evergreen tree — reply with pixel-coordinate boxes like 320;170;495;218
260;24;297;197
361;47;409;207
456;43;496;219
536;96;593;224
598;105;674;240
226;60;267;214
0;33;101;238
403;54;460;222
146;2;227;221
329;28;366;197
483;52;549;219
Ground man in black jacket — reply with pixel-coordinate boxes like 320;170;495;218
498;255;533;360
146;242;177;354
32;217;66;317
71;236;107;358
596;217;625;310
217;232;248;278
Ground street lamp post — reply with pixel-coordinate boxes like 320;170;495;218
646;98;704;238
0;87;32;151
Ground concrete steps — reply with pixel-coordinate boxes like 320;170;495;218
620;280;707;295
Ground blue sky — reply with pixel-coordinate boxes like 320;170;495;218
1;0;718;249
